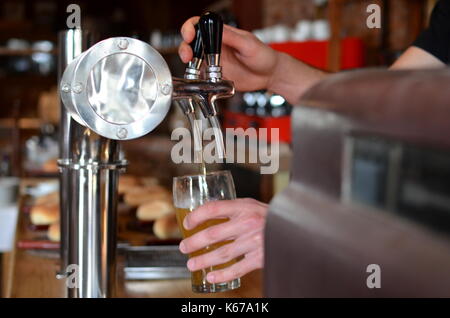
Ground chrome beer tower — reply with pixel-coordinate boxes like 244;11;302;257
58;12;233;298
58;29;126;298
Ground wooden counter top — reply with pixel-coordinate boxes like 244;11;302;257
8;246;262;298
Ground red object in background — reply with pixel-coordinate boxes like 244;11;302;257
269;37;365;70
224;38;365;144
223;110;291;144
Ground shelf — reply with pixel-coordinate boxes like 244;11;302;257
0;48;58;56
0;20;33;31
0;118;42;129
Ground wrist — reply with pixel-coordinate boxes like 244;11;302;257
267;52;328;104
266;51;285;93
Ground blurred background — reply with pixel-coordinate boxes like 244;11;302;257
0;0;444;298
0;0;437;201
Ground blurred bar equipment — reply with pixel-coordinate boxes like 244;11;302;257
265;69;450;297
58;12;233;298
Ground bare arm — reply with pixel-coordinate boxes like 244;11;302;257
390;46;445;70
179;17;327;105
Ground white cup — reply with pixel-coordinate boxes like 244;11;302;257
292;20;313;42
271;25;291;43
150;30;162;49
311;20;330;41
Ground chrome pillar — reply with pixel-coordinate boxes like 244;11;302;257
58;29;126;298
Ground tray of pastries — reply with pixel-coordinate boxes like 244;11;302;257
18;175;182;251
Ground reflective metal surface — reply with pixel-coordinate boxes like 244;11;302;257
88;54;157;125
58;29;93;283
60;37;172;140
59;30;126;298
172;77;234;117
66;151;122;298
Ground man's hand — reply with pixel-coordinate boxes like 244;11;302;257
178;16;327;104
179;198;268;284
179;16;280;93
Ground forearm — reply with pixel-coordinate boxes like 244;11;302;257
390;46;445;70
268;52;329;104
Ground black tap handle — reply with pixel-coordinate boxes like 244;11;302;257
199;11;223;56
190;24;204;60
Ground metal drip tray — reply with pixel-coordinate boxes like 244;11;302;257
124;246;190;280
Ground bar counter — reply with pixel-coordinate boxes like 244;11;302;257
2;179;262;298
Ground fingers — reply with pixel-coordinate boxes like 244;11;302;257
206;249;263;284
178;41;192;64
184;198;264;230
186;229;263;271
177;197;267;284
222;25;253;53
178;16;200;63
180;199;266;253
224;24;250;36
180;16;200;42
180;209;263;254
178;17;255;63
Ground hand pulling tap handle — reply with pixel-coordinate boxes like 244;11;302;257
199;11;223;81
191;24;204;60
174;12;232;117
180;25;204;114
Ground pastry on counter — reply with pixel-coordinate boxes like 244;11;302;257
118;175;141;195
42;158;59;173
139;176;159;187
123;185;171;207
30;203;59;225
136;199;174;221
153;212;182;240
47;222;60;242
35;191;59;206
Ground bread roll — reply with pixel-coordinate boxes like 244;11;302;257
124;185;171;207
153;212;182;240
35;191;59;205
42;158;58;173
118;175;141;195
136;200;174;221
47;222;60;242
30;203;59;225
139;176;159;187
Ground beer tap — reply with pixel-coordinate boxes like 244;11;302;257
199;11;223;83
185;24;204;81
172;11;235;118
176;24;204;115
